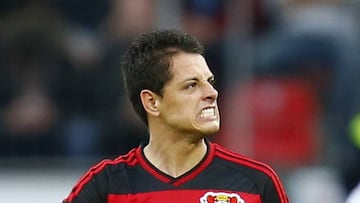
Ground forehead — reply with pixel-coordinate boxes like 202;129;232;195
169;52;213;81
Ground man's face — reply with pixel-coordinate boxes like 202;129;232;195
157;52;220;137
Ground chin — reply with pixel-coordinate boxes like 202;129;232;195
201;124;220;135
193;119;220;134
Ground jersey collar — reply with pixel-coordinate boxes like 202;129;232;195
136;139;215;186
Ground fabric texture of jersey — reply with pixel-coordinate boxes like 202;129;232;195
63;140;289;203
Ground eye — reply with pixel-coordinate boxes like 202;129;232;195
186;82;198;89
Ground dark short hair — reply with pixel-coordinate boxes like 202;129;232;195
121;29;204;125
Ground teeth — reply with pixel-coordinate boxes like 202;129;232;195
200;108;215;118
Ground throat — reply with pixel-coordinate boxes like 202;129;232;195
143;139;208;178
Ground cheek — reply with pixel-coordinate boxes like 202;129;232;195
172;104;194;119
165;101;196;122
160;93;199;121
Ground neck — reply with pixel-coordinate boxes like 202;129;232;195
143;137;207;178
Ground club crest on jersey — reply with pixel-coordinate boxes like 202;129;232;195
200;191;245;203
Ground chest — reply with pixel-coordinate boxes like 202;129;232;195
107;190;261;203
106;166;262;203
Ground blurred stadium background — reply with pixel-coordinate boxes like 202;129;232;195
1;0;360;202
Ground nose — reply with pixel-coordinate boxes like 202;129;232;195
202;82;218;101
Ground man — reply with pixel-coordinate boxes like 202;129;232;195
63;29;289;203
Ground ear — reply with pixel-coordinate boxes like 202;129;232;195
140;89;160;117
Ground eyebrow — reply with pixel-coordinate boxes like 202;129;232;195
177;75;215;84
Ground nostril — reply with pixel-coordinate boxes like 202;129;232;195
205;91;218;101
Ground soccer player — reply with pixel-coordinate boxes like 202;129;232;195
63;29;289;203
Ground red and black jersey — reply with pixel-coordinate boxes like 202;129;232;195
63;140;289;203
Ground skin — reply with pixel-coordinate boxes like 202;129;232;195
141;52;220;177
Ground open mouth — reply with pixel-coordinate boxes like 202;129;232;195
200;107;216;118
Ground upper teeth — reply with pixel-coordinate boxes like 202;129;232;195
200;108;215;118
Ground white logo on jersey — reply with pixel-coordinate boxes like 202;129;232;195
200;191;245;203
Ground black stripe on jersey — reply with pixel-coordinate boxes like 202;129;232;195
63;148;138;202
213;143;288;203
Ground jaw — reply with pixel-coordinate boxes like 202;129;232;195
193;109;220;135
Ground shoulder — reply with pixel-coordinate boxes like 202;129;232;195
88;147;140;177
211;143;289;202
63;147;140;202
212;142;281;183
